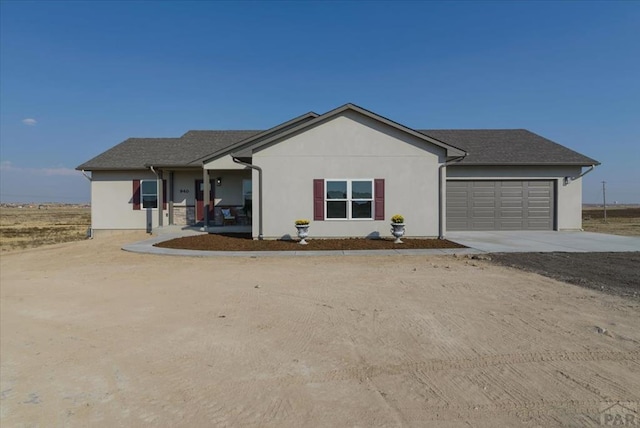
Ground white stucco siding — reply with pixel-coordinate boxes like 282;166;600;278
204;154;248;170
252;111;445;239
91;170;160;231
446;165;584;230
172;171;200;207
90;168;253;232
211;170;251;206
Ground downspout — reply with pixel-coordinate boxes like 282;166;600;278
81;170;93;239
439;155;467;239
232;156;263;240
149;166;163;228
564;164;596;185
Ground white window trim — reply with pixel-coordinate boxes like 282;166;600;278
324;179;374;220
140;180;158;209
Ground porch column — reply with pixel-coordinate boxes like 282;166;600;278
203;168;211;231
157;170;164;227
438;164;446;239
168;171;174;225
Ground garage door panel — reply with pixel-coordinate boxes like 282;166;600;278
447;215;468;221
471;222;497;230
528;211;552;219
473;192;495;198
529;191;552;198
527;181;552;187
447;180;555;231
473;201;496;208
500;211;525;219
528;208;552;215
528;199;551;206
528;222;553;230
500;201;524;208
448;187;469;194
447;221;468;229
500;222;525;230
471;208;497;215
500;193;524;199
448;194;469;201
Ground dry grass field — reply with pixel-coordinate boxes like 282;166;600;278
582;207;640;236
0;205;91;252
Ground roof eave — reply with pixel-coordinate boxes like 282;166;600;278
75;166;150;171
451;161;601;166
143;164;201;169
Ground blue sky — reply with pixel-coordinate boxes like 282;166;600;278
1;1;638;204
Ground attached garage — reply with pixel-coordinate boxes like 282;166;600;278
446;180;555;231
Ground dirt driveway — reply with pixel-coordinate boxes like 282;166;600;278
1;234;639;427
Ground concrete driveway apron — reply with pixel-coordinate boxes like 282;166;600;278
446;231;640;253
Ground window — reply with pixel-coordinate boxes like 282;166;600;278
140;180;158;208
325;179;373;219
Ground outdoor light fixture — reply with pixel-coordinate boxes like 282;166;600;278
216;177;222;186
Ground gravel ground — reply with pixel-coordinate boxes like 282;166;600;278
155;233;465;251
490;252;640;299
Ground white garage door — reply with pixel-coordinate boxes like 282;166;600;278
446;180;555;231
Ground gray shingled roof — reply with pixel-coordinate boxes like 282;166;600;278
420;129;599;165
77;125;598;170
77;130;260;170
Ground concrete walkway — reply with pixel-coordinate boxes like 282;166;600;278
122;229;640;257
447;230;640;253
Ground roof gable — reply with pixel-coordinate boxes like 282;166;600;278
207;103;467;161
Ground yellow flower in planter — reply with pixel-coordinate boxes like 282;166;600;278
295;219;310;226
391;214;404;224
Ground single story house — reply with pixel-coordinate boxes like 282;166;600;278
77;103;599;239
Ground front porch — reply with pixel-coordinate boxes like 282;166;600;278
153;223;252;237
156;166;253;232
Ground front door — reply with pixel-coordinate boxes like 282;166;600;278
195;179;215;223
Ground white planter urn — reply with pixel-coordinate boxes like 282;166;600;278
295;224;310;245
390;223;405;244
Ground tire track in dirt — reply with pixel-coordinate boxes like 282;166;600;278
224;349;640;388
549;359;640;400
390;398;606;425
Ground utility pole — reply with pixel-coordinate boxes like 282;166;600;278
602;181;607;223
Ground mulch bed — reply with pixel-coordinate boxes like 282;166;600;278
155;233;465;251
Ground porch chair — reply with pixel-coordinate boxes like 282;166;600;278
221;208;236;225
